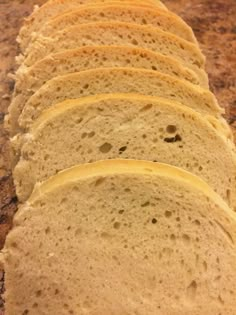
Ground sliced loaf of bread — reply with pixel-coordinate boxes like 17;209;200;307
22;22;205;74
8;45;206;135
4;160;236;314
18;0;166;51
17;68;224;132
29;4;197;50
13;94;236;208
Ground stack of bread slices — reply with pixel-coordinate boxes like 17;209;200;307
2;0;236;314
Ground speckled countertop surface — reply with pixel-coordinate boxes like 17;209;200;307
0;0;235;311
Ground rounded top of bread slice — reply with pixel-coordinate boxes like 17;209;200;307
13;93;236;206
27;159;230;211
36;3;197;45
18;0;167;50
23;21;205;69
18;67;221;131
5;159;236;314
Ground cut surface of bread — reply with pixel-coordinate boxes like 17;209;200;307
18;68;222;131
22;22;205;73
8;45;206;135
13;94;236;207
4;160;236;314
30;4;197;49
18;0;166;50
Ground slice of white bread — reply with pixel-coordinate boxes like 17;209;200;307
8;45;206;135
18;68;224;132
29;4;198;51
13;94;236;209
3;160;236;314
22;22;205;74
18;0;167;51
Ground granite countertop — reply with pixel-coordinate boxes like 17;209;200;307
0;0;235;311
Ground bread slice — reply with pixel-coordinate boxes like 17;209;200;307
18;0;167;51
8;45;206;136
3;159;236;314
13;94;236;208
18;68;223;132
22;22;205;74
29;3;198;51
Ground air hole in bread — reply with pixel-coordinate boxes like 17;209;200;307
94;177;106;187
101;232;111;239
132;38;138;45
75;118;83;124
10;241;18;248
152;218;157;224
113;222;121;229
195;254;199;266
35;290;42;297
99;142;112;153
218;295;224;305
119;210;125;214
142;18;147;24
193;219;201;226
140;104;153;112
61;197;68;204
170;234;176;241
75;228;82;236
124;188;131;193
182;234;191;245
45;227;50;235
43;154;49;161
119;146;127;154
32;302;38;309
165;211;172;218
166;125;177;133
164;134;182;143
22;309;29;315
64;303;69;310
203;261;208;271
186;280;197;302
141;201;150;207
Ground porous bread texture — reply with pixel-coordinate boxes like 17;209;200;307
29;3;198;52
4;160;236;314
22;22;205;73
18;0;167;51
13;94;236;209
8;45;206;136
18;68;222;131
